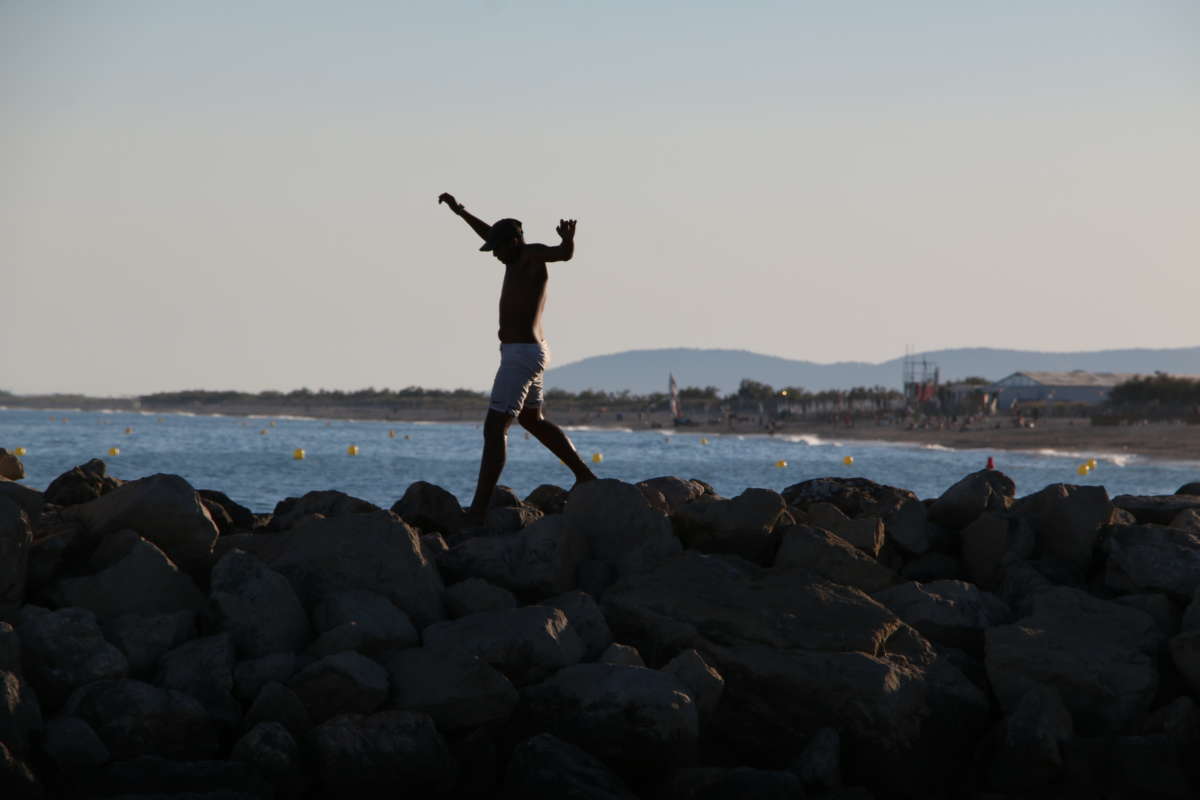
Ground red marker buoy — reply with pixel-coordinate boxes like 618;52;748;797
986;456;995;470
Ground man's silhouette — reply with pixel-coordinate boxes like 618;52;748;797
439;192;597;524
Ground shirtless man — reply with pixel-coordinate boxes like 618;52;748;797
438;192;597;524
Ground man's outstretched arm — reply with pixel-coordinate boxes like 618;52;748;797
438;192;491;240
536;218;576;262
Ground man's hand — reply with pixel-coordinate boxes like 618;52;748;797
438;192;463;213
556;219;577;242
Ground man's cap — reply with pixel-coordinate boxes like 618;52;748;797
480;218;524;251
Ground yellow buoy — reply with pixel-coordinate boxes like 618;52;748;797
388;429;397;439
843;455;854;466
700;438;710;445
1087;458;1097;470
108;447;120;456
260;429;269;435
293;448;306;460
347;445;360;456
591;452;603;464
124;427;134;434
1077;463;1090;476
14;447;27;456
270;421;277;427
157;417;165;423
775;459;788;468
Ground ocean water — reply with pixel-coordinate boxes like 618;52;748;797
2;407;1197;513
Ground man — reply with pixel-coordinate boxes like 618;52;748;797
438;192;597;525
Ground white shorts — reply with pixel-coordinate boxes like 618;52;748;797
489;342;550;416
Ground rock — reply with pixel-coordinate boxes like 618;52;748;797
806;503;885;557
960;511;1036;590
997;560;1058;618
663;767;806;798
793;727;841;791
419;532;448;558
900;552;961;582
773;524;895;593
17;606;128;710
101;610;196;677
985;586;1162;734
43;459;121;507
289;651;388;723
661;648;724;719
444;578;517;618
1103;524;1200;601
525;483;569;515
1013;483;1119;573
231;721;303;796
546;590;614;660
1178;482;1200;496
1169;632;1200;696
0;482;41;525
198;489;256;532
577;559;617;598
233;652;296;702
672;489;792;565
64;678;221;759
209;549;310;658
872;580;1011;655
1113;493;1200;525
270;489;380;531
1061;733;1193;800
0;622;18;673
244;681;311;739
308;710;455;797
485;502;543;534
156;633;238;725
0;497;33;616
309;589;417;656
519;663;699;781
48;535;205;620
0;449;24;481
390;480;463;536
422;605;584;686
928;469;1015;529
884;498;931;556
505;732;637;799
782;477;918;518
986;684;1072;792
599;643;644;666
384;645;518;730
564;479;681;577
639;476;709;514
87;756;271;798
200;496;235;536
43;715;109;769
1116;592;1179;640
268;510;446;627
438;515;589;601
0;670;42;756
1172;508;1200;532
62;473;218;573
0;740;41;800
489;484;522;508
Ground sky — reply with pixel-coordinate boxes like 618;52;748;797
2;0;1197;396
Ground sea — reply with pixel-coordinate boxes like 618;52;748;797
2;407;1197;514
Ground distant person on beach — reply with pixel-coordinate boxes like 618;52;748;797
438;192;597;525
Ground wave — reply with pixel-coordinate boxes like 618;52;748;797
781;433;836;447
1031;448;1136;468
563;425;635;433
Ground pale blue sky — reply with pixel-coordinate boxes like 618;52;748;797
3;1;1197;394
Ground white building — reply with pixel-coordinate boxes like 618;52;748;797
989;371;1141;407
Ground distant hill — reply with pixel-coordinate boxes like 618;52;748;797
544;347;1200;395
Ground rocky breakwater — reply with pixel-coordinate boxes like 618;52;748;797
2;458;1200;799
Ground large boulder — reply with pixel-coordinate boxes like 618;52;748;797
672;489;793;564
308;710;455;797
384;645;518;730
64;679;221;760
269;489;380;532
985;586;1162;734
546;590;613;660
1013;484;1119;573
42;716;110;770
309;589;418;657
231;722;303;797
564;479;681;577
1112;493;1200;525
987;685;1074;792
197;489;256;532
518;663;699;781
1103;524;1200;601
960;511;1036;590
267;510;445;627
47;533;205;620
0;497;33;617
17;606;127;709
421;605;584;686
0;670;42;756
662;648;724;719
244;681;311;740
43;459;121;507
0;449;24;481
444;578;517;618
0;482;41;526
525;483;569;515
288;651;388;723
504;732;637;799
928;469;1016;530
638;476;709;514
101;610;196;677
805;503;884;557
773;524;896;593
209;549;310;658
661;767;806;798
872;580;1011;654
62;473;218;573
782;477;917;518
156;633;238;725
390;481;463;537
437;514;589;601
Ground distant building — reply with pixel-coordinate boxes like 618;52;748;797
990;371;1141;407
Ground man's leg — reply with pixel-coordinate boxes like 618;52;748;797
466;409;516;523
518;405;597;484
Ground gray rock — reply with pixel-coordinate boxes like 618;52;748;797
1103;524;1200;601
806;503;885;557
438;514;589;600
156;633;238;725
504;732;637;799
519;662;699;781
233;652;297;703
231;721;303;795
62;473;218;573
101;610;196;677
773;524;895;593
0;497;33;616
17;606;128;710
900;552;961;582
599;643;644;666
989;685;1073;791
64;678;221;760
639;477;710;515
270;489;380;531
385;645;517;730
43;458;120;507
1116;592;1179;640
0;481;42;524
0;739;41;799
308;710;455;797
0;622;18;673
1172;507;1200;532
986;586;1161;734
244;681;310;739
1113;493;1200;525
661;648;724;719
672;489;793;565
391;480;463;537
1061;733;1192;800
546;590;613;660
960;511;1036;590
884;498;930;556
0;669;42;756
444;578;517;618
268;510;446;628
484;502;543;533
43;715;110;769
422;605;584;686
782;477;917;518
664;767;806;798
928;469;1015;530
289;651;388;723
871;580;1011;654
565;479;681;577
1169;632;1200;694
525;483;569;515
998;560;1058;618
0;449;25;481
86;755;271;797
1013;483;1118;574
793;727;841;791
209;549;310;658
48;535;205;620
307;589;417;656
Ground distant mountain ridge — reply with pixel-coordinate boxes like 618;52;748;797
545;346;1200;395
